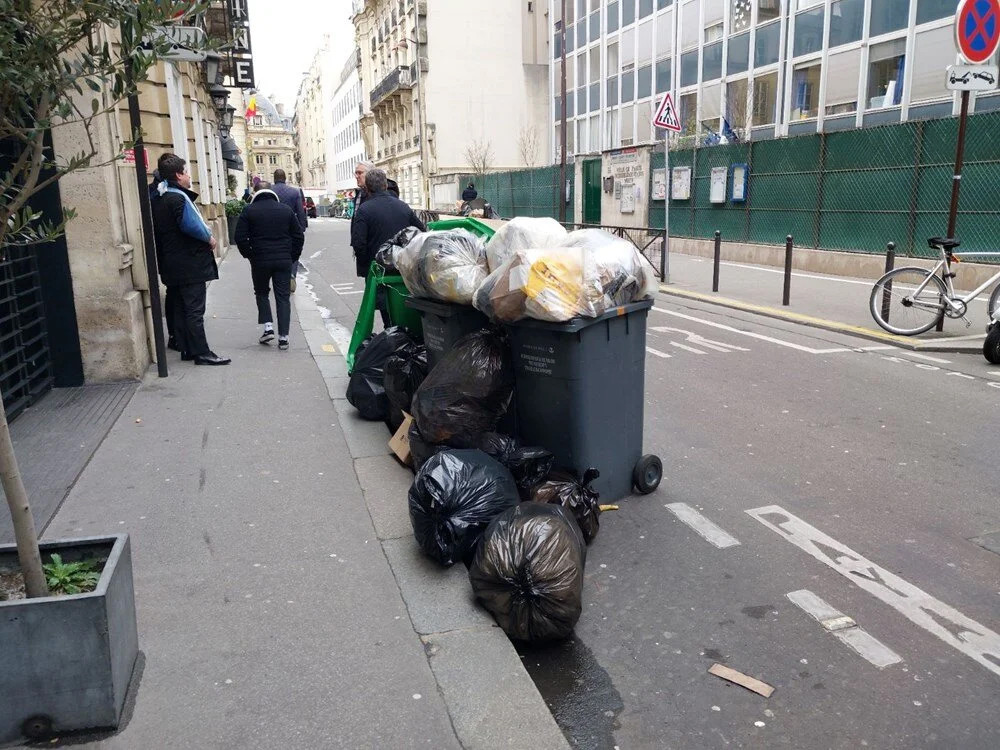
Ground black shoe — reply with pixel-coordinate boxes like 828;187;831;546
181;351;194;361
259;329;275;345
278;338;289;350
193;351;231;366
167;337;181;352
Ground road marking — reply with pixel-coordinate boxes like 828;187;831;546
335;290;364;295
653;308;852;354
747;505;1000;678
786;589;903;669
670;341;706;354
989;371;1000;377
309;250;324;259
905;352;952;364
857;345;897;351
646;346;673;359
665;503;740;548
651;326;751;353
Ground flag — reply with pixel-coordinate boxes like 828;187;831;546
245;94;257;119
722;118;739;143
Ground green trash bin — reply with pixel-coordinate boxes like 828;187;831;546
426;217;496;240
346;262;423;373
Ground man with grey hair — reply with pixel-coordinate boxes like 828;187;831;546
351;160;376;219
351;167;425;282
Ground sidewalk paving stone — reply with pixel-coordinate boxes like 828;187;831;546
354;454;414;541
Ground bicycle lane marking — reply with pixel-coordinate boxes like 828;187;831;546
653;308;853;354
746;505;1000;679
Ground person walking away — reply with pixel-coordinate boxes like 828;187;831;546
235;182;305;351
462;182;477;201
150;154;230;365
271;169;307;292
351;169;426;326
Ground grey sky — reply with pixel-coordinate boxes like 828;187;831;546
247;0;354;112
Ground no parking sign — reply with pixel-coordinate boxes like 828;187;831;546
956;0;1000;64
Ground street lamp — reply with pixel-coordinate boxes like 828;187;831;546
220;103;235;130
204;52;222;86
209;83;229;112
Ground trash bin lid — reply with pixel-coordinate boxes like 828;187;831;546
506;299;654;333
404;296;483;317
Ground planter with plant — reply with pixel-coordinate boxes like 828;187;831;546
0;1;215;743
225;198;245;244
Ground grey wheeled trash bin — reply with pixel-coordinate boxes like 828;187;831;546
507;299;661;502
404;298;489;369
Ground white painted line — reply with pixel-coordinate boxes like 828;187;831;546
748;505;1000;678
646;346;673;359
670;341;706;355
905;352;953;364
309;250;324;259
990;371;1000;377
857;345;897;352
653;307;848;354
787;590;903;669
335;290;364;295
651;326;751;352
665;503;740;549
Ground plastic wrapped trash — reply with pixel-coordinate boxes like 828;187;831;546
530;468;601;544
486;217;567;271
396;228;488;304
375;226;422;273
346;327;413;421
408;449;520;566
408;420;447;472
469;503;586;642
560;229;658;311
384;341;429;430
476;433;555;501
411;328;513;445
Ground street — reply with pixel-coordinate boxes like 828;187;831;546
304;218;1000;749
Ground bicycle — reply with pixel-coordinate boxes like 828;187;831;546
869;237;1000;339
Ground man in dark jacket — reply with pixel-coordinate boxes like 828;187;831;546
462;182;477;201
150;154;230;366
235;182;305;350
351;160;374;220
271;169;307;293
351;168;426;279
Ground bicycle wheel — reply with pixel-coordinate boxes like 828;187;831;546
988;283;1000;323
869;267;947;336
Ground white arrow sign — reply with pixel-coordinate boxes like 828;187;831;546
946;64;999;91
653;92;682;132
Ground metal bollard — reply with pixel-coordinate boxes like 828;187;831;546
881;242;895;324
712;230;721;292
782;235;793;306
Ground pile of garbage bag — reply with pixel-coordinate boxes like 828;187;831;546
410;328;513;446
476;433;555;501
408;449;520;566
474;229;657;323
486;217;567;272
408;420;447;471
345;327;414;421
384;341;428;432
530;468;601;544
469;503;586;642
374;226;422;274
396;228;489;304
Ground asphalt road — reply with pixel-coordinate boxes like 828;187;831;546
302;218;1000;750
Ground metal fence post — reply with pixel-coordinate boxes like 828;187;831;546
783;235;793;306
881;242;896;323
712;230;721;292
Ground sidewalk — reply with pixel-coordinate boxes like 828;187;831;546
661;251;990;353
34;255;566;749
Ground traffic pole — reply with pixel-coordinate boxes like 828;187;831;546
662;133;670;283
881;242;895;324
937;89;971;331
782;235;793;306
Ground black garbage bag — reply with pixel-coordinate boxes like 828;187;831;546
408;421;446;472
385;342;429;431
346;327;413;421
469;503;586;642
475;433;554;501
375;226;423;273
530;468;601;544
408;449;520;566
411;328;514;445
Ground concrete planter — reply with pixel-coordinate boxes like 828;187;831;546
0;534;138;744
227;215;238;244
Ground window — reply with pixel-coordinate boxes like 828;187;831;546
589;82;600;111
657;0;672;8
825;51;861;114
590;114;601;151
755;21;781;66
607;75;619;105
758;0;782;24
640;0;654;18
622;27;636;66
705;23;724;43
255;154;263;165
752;71;778;125
870;0;909;37
554;29;563;58
622;104;635;142
703;41;723;80
607;42;619;74
680;49;698;87
731;0;753;33
622;0;635;26
622;69;635;101
638;20;654;62
727;78;749;131
829;0;864;47
269;154;278;165
794;7;825;56
608;1;620;33
701;82;722;134
566;24;575;52
867;39;906;109
637;100;653;142
638;64;652;98
590;47;601;82
680;0;699;49
590;11;600;41
577;21;586;47
679;92;697;133
910;26;954;102
916;0;955;24
791;62;821;119
253;116;263;126
655;57;672;93
577;85;587;112
728;32;750;75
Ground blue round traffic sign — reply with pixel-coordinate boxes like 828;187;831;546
956;0;1000;64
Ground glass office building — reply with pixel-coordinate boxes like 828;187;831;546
550;0;991;156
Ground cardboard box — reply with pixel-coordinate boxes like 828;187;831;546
389;412;413;467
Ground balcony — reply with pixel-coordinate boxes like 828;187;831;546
369;66;413;109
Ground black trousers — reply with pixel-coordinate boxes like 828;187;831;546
164;286;176;340
252;261;292;337
173;282;210;357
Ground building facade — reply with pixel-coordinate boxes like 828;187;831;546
351;0;552;207
331;50;368;194
294;41;333;191
550;0;991;157
247;94;297;183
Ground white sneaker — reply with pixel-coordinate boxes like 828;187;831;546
259;327;275;345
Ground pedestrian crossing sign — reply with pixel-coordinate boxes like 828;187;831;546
654;93;682;132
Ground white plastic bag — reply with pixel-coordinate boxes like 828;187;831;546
486;217;567;271
396;229;489;304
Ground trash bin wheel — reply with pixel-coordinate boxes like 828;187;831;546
985;324;1000;365
633;454;662;495
21;715;53;740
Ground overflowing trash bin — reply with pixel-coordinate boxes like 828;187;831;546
404;298;490;370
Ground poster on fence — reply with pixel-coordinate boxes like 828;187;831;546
710;167;727;203
652;168;667;200
731;163;749;203
671;166;691;200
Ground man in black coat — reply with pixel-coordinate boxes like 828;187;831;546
150;154;230;366
462;182;478;201
351;168;426;278
235;182;305;350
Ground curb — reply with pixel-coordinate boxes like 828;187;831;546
658;285;986;354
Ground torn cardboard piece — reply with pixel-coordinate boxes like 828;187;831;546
708;663;775;698
389;412;413;467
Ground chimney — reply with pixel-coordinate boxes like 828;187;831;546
275;102;285;116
